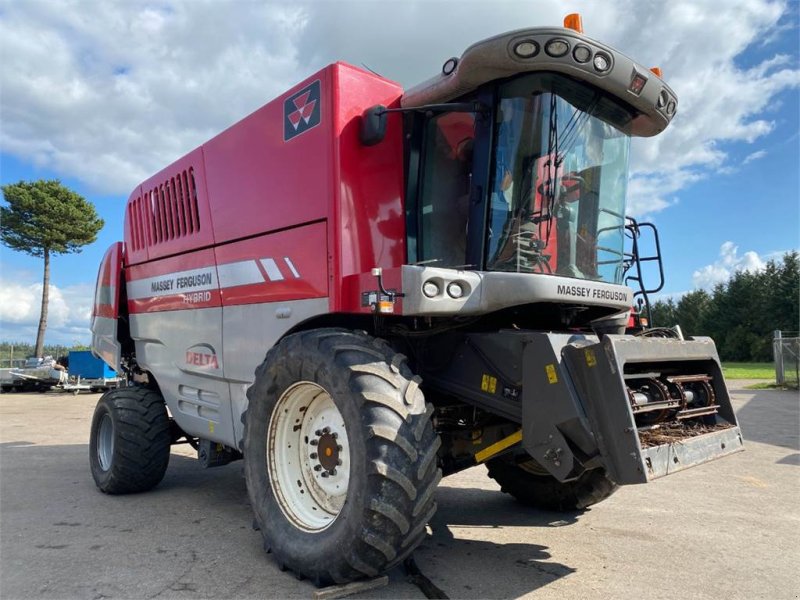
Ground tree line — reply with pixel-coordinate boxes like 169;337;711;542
0;341;90;365
650;252;799;361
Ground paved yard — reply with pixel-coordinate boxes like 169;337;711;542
1;381;798;599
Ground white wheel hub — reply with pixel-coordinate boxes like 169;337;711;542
267;381;350;532
97;412;114;471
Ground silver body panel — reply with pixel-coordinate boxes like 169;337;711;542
91;315;122;372
401;265;633;315
222;298;329;446
129;297;329;448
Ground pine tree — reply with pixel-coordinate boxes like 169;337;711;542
1;180;104;357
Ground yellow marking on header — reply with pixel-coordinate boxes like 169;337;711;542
545;364;558;384
475;430;523;464
585;348;597;367
481;374;497;394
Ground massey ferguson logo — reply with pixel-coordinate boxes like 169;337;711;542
186;343;219;370
284;80;321;141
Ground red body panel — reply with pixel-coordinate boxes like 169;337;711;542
330;65;405;312
92;242;123;320
121;63;406;317
125;148;216;265
203;75;333;246
214;222;328;306
127;248;220;314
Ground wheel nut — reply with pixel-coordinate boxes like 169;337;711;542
314;465;322;472
321;472;329;478
336;459;342;466
337;445;343;451
315;429;323;436
329;469;337;476
310;452;318;459
332;432;338;439
322;427;330;434
310;439;318;446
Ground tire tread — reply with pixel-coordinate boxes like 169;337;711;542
487;458;617;511
90;387;171;495
244;328;440;586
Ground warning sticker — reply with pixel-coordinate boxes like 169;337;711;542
481;374;497;394
585;348;597;367
545;364;558;384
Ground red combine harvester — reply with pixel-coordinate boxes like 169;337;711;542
90;14;743;585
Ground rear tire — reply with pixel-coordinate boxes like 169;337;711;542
486;458;617;511
244;328;441;586
89;386;171;494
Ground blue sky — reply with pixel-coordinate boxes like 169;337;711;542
1;0;798;345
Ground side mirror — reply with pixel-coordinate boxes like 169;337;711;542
360;105;387;146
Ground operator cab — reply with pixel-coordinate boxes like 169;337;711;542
400;15;675;307
411;72;632;286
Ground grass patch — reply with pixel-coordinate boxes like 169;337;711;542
721;362;774;379
745;382;782;390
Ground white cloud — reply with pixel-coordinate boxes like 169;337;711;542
692;241;767;289
742;149;768;164
0;271;94;346
1;1;307;194
0;0;798;217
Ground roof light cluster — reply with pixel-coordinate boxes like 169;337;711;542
411;12;678;136
511;34;614;75
656;87;677;116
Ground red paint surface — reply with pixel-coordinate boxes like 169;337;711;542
125;148;215;265
92;242;123;319
331;64;405;312
215;222;329;306
127;248;219;314
120;63;408;317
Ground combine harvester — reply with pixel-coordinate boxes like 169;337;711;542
88;14;743;586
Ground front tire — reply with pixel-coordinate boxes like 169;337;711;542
89;386;171;494
487;458;617;511
244;329;441;586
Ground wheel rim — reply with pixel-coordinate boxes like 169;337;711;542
267;381;350;532
97;413;114;471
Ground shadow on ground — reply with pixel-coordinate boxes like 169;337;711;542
734;387;799;451
1;441;580;599
388;485;580;599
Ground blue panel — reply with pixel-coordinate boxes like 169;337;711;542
69;350;116;379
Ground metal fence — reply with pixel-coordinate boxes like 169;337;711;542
774;331;800;387
0;358;27;369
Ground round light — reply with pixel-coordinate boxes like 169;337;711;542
442;57;458;76
423;281;440;298
446;282;465;299
657;89;669;108
513;40;539;59
573;45;591;63
666;101;676;116
545;39;570;58
593;52;611;72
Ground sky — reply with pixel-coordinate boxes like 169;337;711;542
1;0;798;346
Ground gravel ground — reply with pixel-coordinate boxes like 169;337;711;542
0;379;798;599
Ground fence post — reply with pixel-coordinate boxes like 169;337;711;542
774;330;784;385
